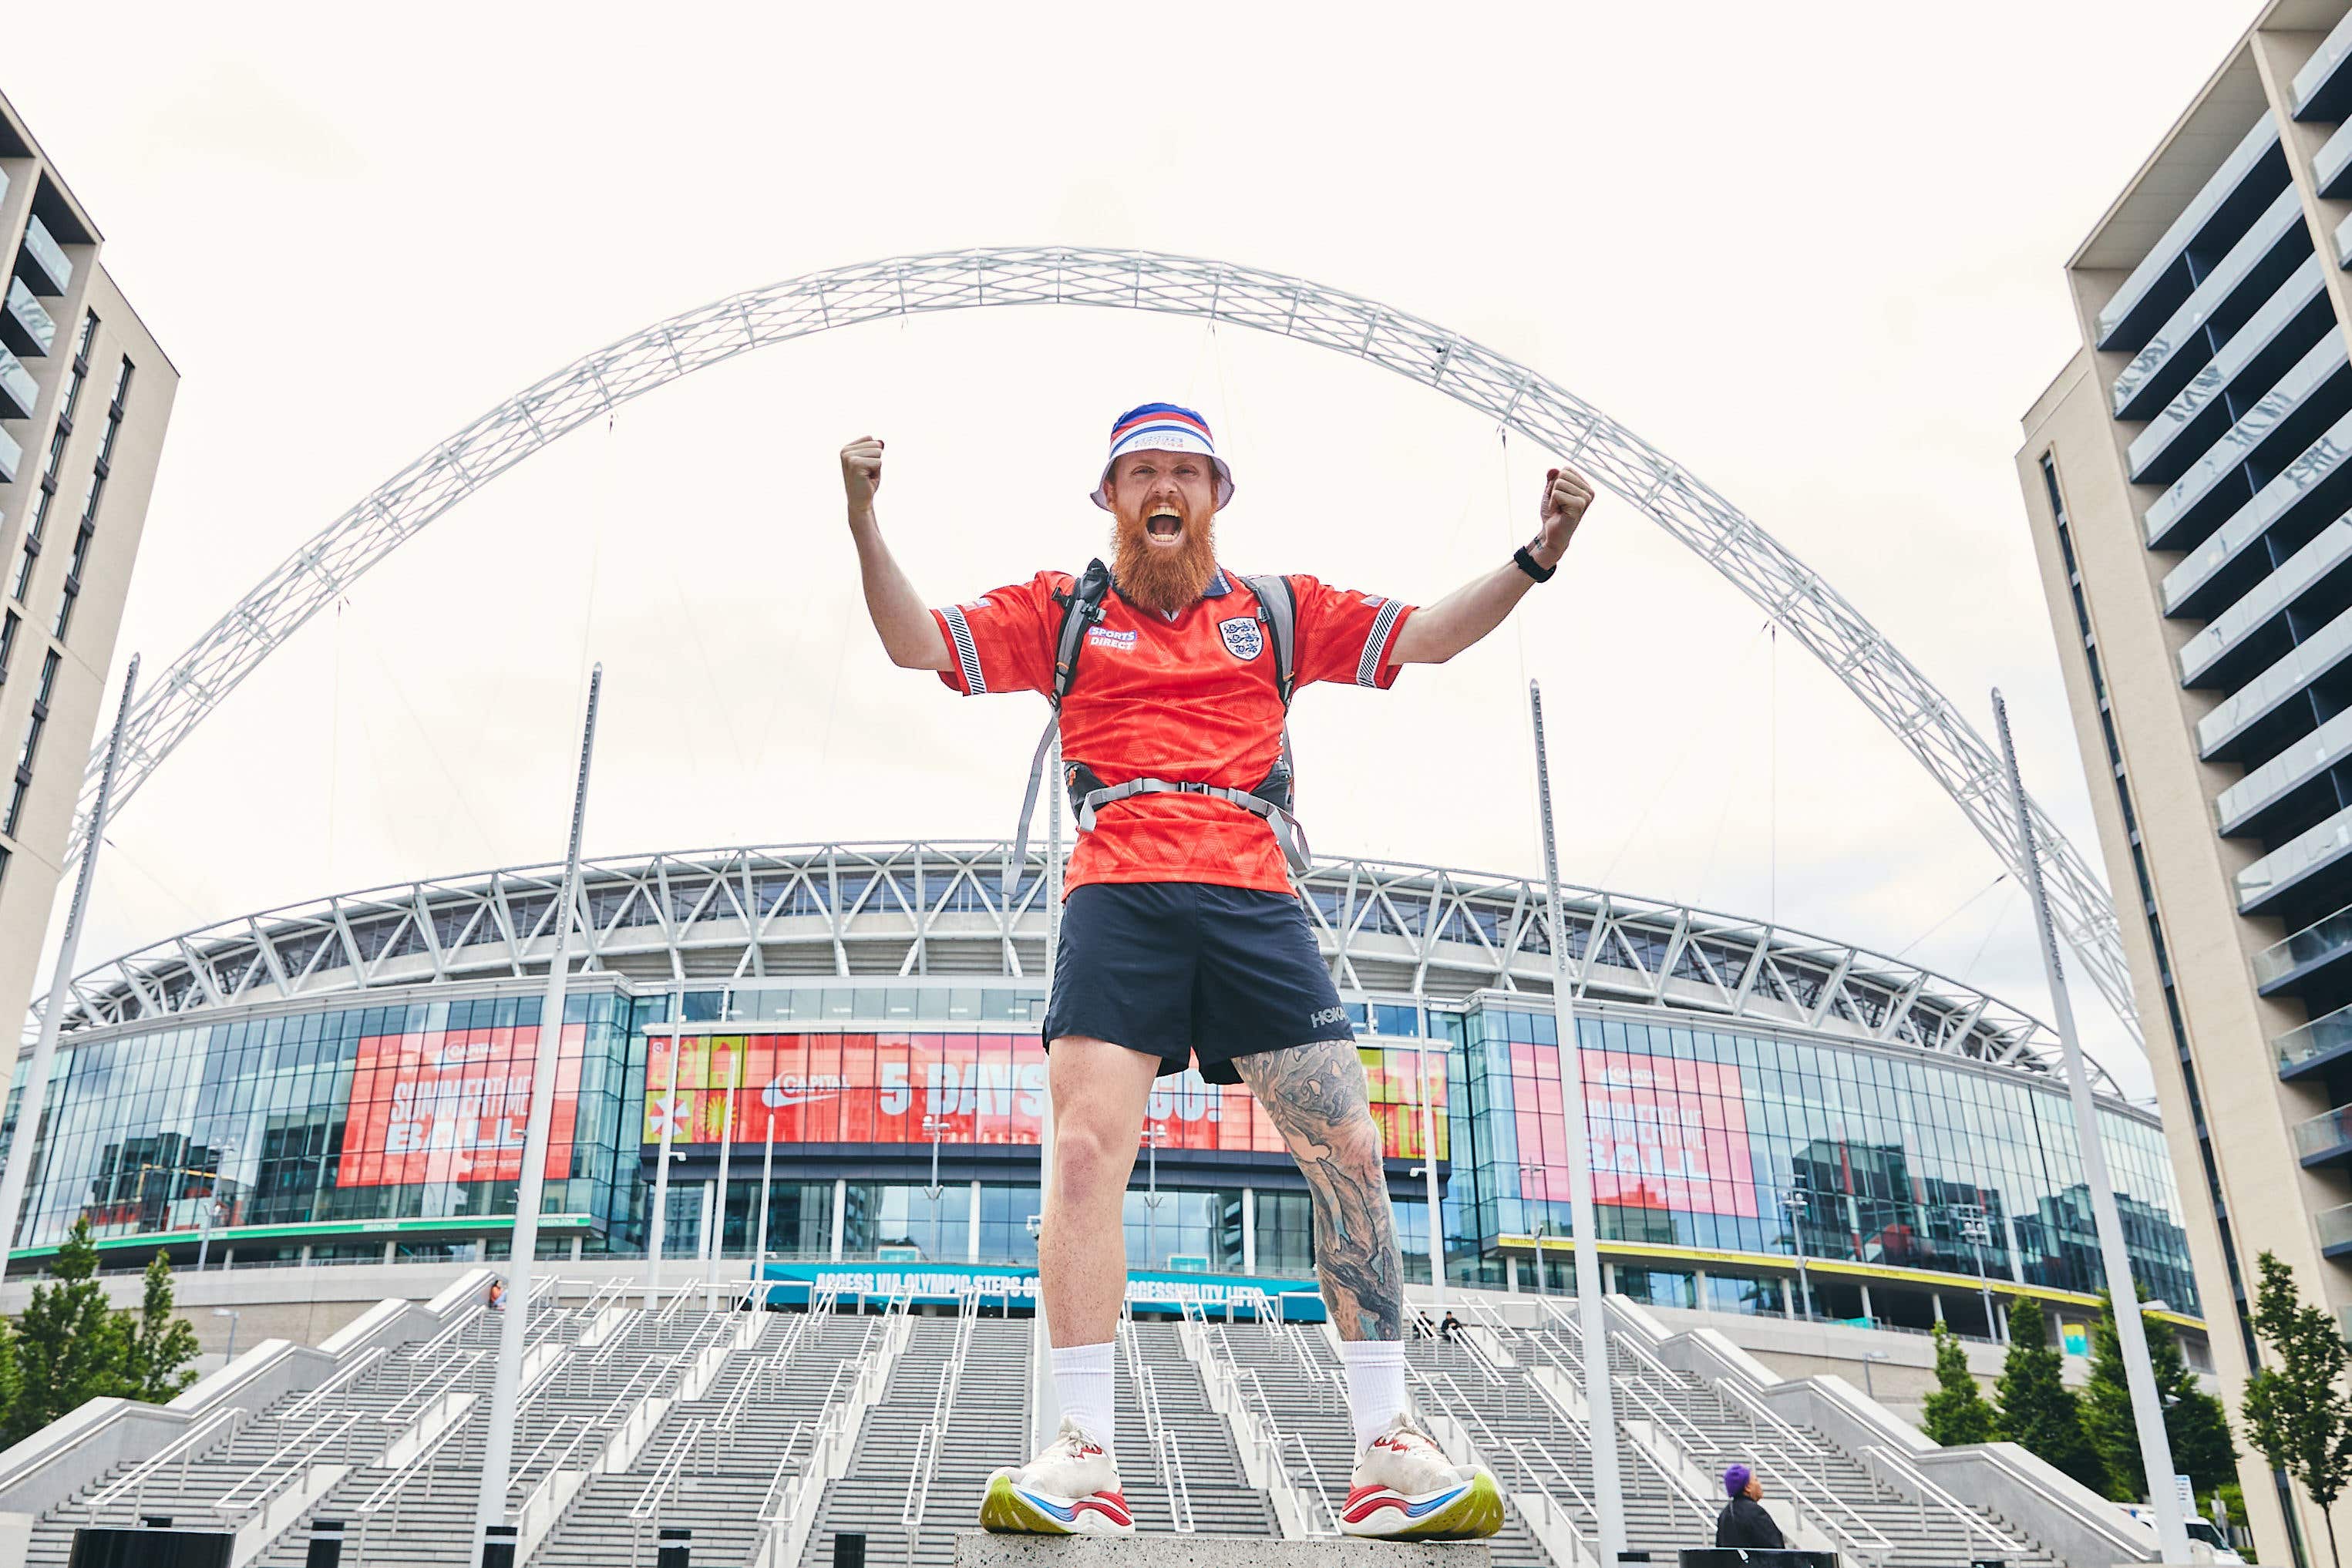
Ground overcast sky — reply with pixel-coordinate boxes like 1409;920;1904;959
7;2;2261;1099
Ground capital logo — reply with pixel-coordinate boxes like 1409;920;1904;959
1219;616;1263;661
762;1073;846;1109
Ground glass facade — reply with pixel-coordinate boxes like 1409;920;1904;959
1449;1007;2198;1319
0;974;2196;1334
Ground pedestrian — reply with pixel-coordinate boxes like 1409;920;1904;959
1714;1464;1785;1549
1440;1311;1462;1344
841;405;1590;1542
486;1277;506;1313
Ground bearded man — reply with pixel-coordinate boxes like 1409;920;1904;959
839;403;1590;1540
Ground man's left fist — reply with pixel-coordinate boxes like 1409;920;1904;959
1534;466;1593;567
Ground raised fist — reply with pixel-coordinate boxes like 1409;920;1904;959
1533;465;1593;567
840;436;885;511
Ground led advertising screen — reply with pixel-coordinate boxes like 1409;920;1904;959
641;1032;1445;1161
336;1024;586;1188
1515;1046;1753;1216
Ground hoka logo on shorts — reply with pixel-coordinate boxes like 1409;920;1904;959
1085;626;1137;650
1309;1003;1348;1028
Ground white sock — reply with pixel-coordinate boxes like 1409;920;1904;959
1341;1338;1408;1451
1051;1341;1117;1461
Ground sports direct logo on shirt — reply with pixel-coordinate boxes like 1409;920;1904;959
930;570;1418;896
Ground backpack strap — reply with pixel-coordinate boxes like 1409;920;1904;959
1004;562;1114;897
1048;558;1114;710
1236;572;1298;708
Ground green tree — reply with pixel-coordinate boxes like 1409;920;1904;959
10;1218;128;1442
2082;1289;2239;1501
1996;1300;2108;1494
120;1251;198;1403
2243;1252;2352;1568
1923;1321;1998;1445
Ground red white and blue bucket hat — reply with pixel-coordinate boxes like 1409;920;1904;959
1089;402;1235;511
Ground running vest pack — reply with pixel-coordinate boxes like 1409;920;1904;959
1002;559;1311;895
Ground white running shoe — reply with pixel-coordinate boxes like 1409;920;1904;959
978;1416;1134;1536
1338;1412;1505;1539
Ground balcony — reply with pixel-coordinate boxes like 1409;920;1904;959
2298;8;2352;122
0;425;17;485
2201;603;2352;761
2131;256;2333;488
2323;1202;2352;1259
2280;1001;2352;1079
2300;1105;2352;1166
2163;414;2352;622
2179;519;2352;691
2217;708;2352;838
12;217;69;298
2098;116;2286;353
0;280;52;358
2238;800;2352;915
2142;334;2352;551
2111;186;2307;420
0;348;35;422
2259;903;2352;995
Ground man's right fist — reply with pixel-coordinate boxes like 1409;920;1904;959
840;436;884;511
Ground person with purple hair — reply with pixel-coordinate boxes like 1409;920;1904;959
1716;1464;1787;1549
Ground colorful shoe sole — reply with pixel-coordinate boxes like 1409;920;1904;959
979;1473;1135;1536
1338;1468;1506;1540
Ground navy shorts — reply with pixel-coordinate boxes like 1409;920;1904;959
1041;883;1356;1082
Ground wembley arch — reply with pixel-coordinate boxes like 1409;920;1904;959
63;246;2143;1044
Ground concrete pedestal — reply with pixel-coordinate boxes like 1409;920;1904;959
953;1536;1492;1568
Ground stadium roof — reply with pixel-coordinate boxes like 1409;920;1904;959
54;841;2112;1097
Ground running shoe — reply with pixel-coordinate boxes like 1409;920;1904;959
1338;1412;1504;1539
978;1416;1134;1536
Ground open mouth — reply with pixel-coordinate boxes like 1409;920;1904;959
1146;505;1183;542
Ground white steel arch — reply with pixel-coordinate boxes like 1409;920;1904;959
66;246;2142;1044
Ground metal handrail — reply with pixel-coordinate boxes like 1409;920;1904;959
903;1423;937;1539
379;1349;482;1426
348;1392;476;1560
404;1303;486;1361
210;1408;362;1514
281;1344;389;1421
1517;1357;1714;1536
1157;1424;1197;1533
1862;1444;2031;1553
1277;1431;1341;1535
86;1408;246;1514
510;1422;599;1549
628;1416;706;1567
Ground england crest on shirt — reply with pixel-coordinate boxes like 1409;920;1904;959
1219;616;1264;661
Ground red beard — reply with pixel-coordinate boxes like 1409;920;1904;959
1112;512;1220;616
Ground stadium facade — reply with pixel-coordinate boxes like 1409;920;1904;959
7;840;2202;1354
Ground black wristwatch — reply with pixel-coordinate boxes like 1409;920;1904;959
1513;545;1556;584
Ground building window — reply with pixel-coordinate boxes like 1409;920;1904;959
0;611;21;688
5;649;59;837
13;315;97;609
53;359;130;643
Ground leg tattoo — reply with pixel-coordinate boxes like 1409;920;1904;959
1237;1039;1405;1340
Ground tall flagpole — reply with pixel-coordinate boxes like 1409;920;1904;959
647;991;680;1309
1992;688;2189;1563
0;657;138;1262
476;665;601;1564
1529;680;1625;1563
1031;735;1065;1453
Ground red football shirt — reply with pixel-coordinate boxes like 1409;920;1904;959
931;568;1416;894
